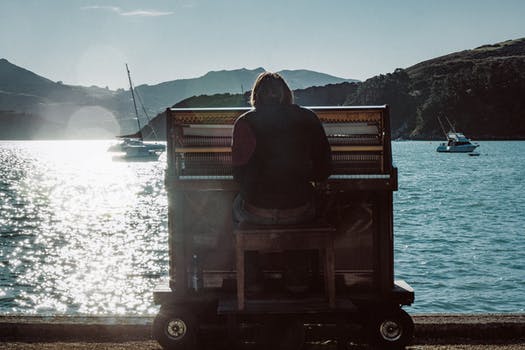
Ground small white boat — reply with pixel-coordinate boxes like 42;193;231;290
436;132;479;153
436;117;479;153
108;64;165;160
108;137;145;152
108;137;165;153
112;143;162;161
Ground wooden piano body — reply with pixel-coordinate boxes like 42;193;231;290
153;105;414;349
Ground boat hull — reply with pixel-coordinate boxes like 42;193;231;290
112;154;160;162
436;144;479;153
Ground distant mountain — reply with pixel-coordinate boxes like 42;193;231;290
0;61;356;139
4;37;525;141
132;67;357;115
0;58;60;98
278;69;356;90
0;58;126;139
0;58;120;110
172;82;358;109
151;38;525;140
146;82;359;139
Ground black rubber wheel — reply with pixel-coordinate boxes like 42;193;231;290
367;308;414;350
153;307;198;350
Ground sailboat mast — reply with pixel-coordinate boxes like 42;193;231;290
126;64;142;140
445;116;457;133
437;116;448;137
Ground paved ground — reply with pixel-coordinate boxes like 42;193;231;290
1;315;524;349
1;341;525;350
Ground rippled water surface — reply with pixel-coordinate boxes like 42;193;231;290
0;141;168;315
394;141;524;313
0;140;524;314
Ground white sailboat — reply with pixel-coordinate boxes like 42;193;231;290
109;64;165;160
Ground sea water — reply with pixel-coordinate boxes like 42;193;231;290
394;141;524;313
0;140;523;315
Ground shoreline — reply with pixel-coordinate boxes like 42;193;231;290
1;314;524;344
1;138;525;141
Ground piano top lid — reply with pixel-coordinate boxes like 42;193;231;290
307;105;387;111
168;105;389;112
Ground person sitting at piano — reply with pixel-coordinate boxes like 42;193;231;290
232;71;331;225
231;71;331;292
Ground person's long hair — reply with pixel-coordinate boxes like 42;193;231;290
250;72;293;107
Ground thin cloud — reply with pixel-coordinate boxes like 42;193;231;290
81;5;120;13
82;5;174;17
120;10;174;17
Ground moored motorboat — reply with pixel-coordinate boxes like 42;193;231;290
436;131;479;153
436;116;479;153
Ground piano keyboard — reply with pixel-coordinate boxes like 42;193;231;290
177;174;391;180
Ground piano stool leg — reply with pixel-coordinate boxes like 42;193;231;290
236;234;245;310
325;241;336;308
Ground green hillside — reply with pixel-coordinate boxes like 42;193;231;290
161;38;525;140
346;38;525;139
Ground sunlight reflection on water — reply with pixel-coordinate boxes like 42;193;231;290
0;140;168;315
1;140;524;315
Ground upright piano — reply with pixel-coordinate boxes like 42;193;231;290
156;105;412;301
153;105;414;350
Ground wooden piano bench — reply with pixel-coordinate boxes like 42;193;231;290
234;222;336;310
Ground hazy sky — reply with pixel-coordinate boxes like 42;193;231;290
1;0;524;89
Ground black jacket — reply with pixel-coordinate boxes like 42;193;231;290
232;104;331;209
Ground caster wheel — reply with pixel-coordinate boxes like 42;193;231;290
153;307;198;350
367;308;414;350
